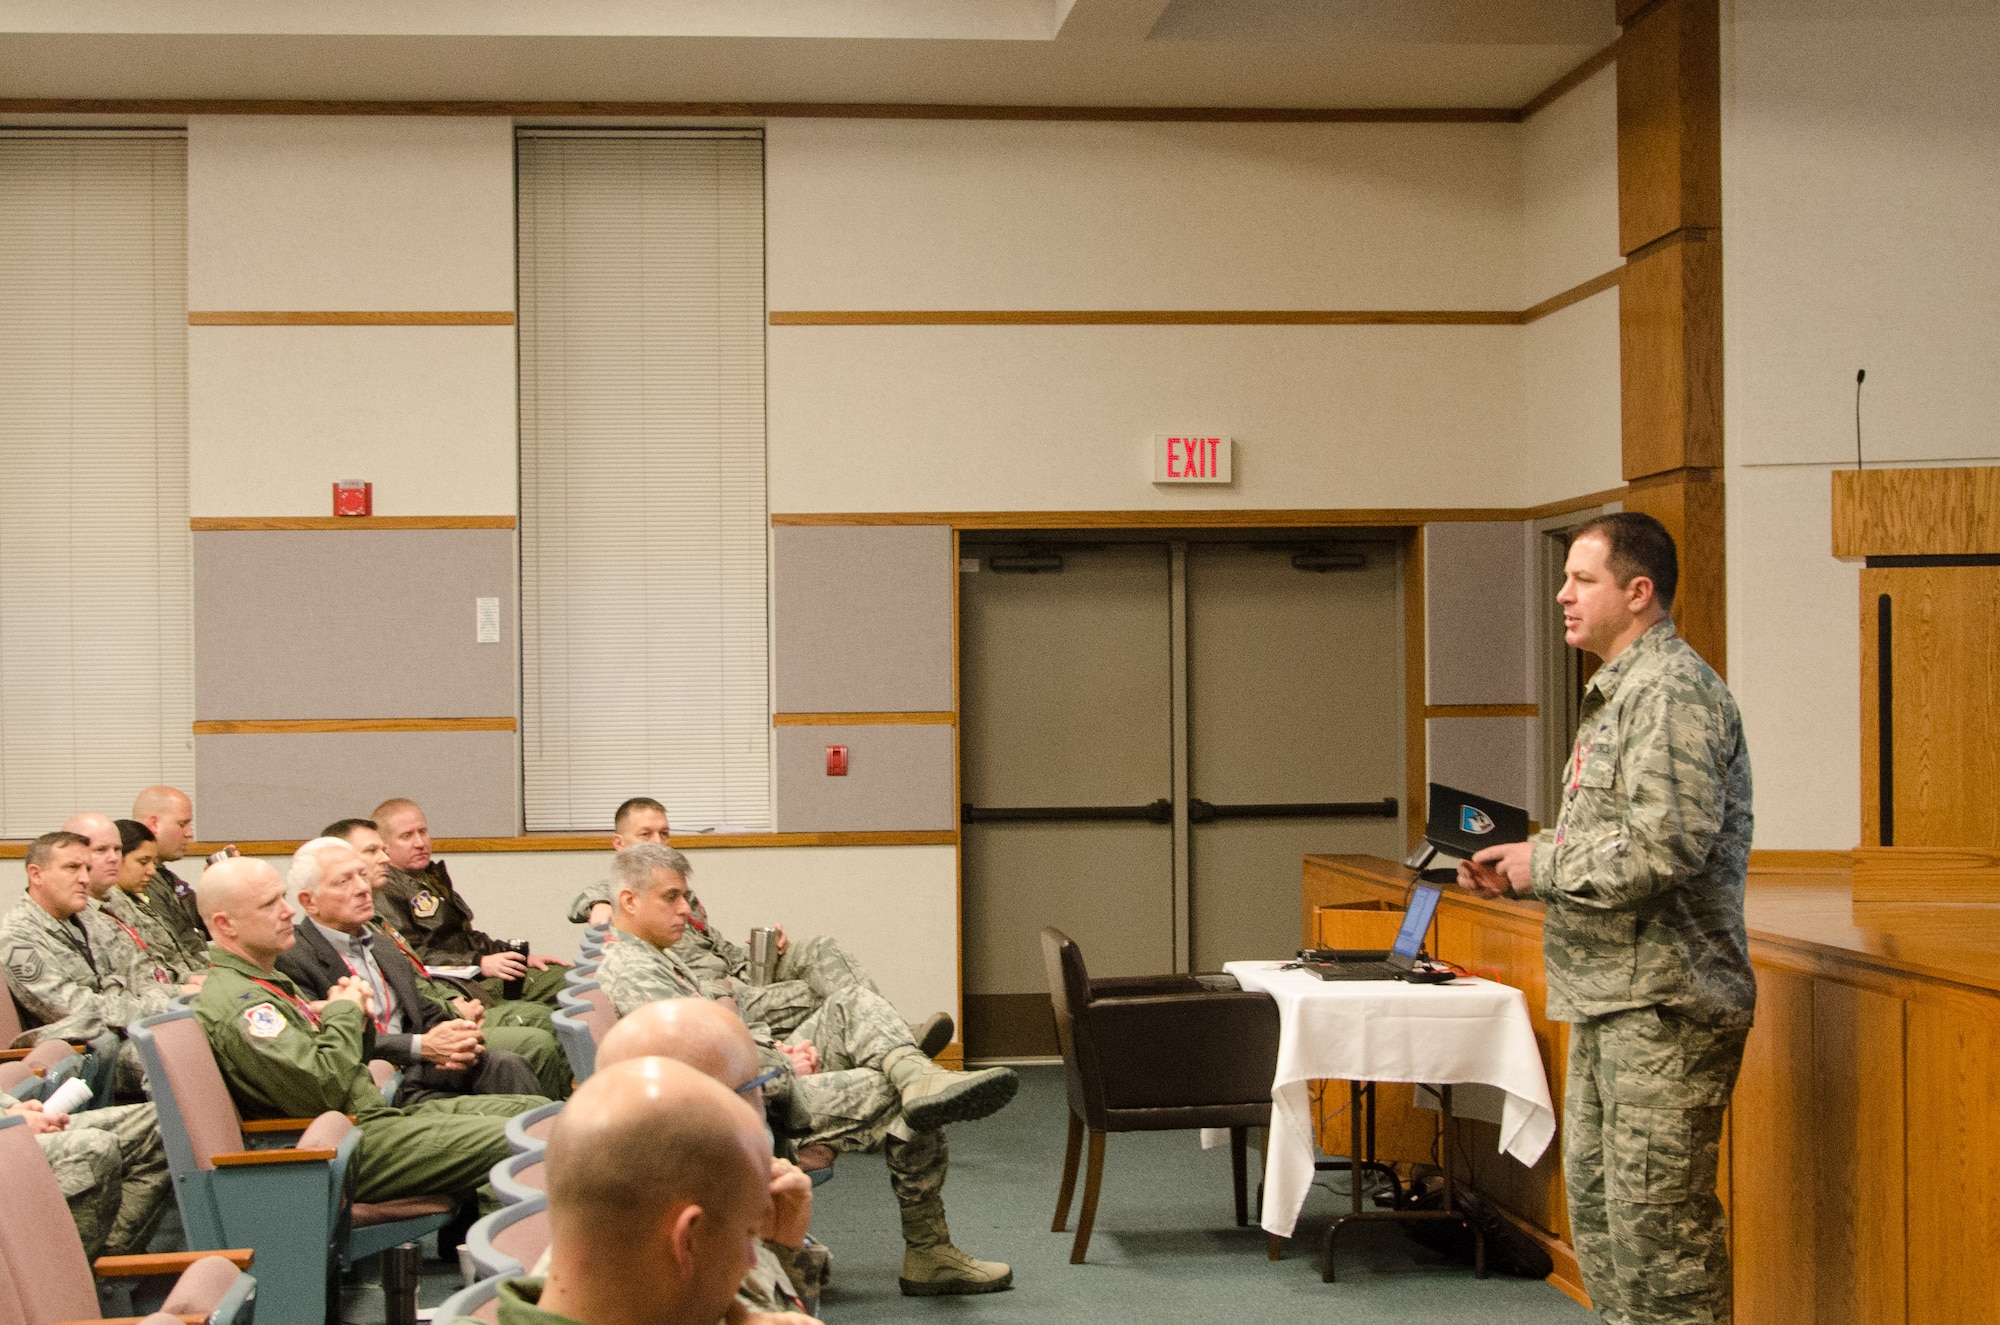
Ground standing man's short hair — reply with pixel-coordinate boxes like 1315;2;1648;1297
1572;512;1679;610
614;797;667;831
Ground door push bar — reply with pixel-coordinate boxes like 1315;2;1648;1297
960;797;1397;825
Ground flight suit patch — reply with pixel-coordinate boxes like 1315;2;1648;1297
243;1003;285;1039
410;891;441;919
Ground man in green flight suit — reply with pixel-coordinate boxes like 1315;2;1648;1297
371;798;570;1008
189;856;543;1203
1459;513;1754;1325
131;786;209;957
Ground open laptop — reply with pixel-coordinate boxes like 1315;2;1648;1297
1405;782;1532;883
1295;882;1445;982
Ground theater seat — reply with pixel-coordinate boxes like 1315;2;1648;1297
0;1115;257;1325
465;1197;549;1280
433;1274;505;1323
551;982;614;1083
130;1009;452;1325
505;1100;563;1156
488;1150;546;1206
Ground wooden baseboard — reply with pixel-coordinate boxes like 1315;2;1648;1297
932;1041;964;1069
1851;846;2000;904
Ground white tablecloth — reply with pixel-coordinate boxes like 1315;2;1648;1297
1219;960;1556;1238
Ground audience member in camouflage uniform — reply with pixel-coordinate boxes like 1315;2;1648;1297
131;786;209;953
570;798;951;1049
2;1087;170;1257
491;1058;810;1325
63;813;185;998
597;843;1017;1296
2;832;185;1098
189;857;535;1203
371;798;570;1008
1459;514;1754;1325
101;819;209;982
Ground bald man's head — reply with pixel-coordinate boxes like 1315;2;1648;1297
598;999;762;1089
61;812;122;899
197;857;297;969
133;786;194;861
545;1058;768;1321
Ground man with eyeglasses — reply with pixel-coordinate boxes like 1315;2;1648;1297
587;1000;824;1315
597;843;1017;1296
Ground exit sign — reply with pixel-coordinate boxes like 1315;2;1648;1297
1152;434;1232;485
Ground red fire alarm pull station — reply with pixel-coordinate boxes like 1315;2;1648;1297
333;480;373;517
826;745;849;776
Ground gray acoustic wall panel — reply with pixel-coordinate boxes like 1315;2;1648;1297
1425;521;1532;706
195;729;520;840
773;724;956;832
194;529;517;719
772;525;953;713
1427;716;1538;823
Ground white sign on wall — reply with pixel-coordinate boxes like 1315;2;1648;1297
1152;434;1233;485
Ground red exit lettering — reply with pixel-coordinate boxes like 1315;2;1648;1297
1167;436;1218;478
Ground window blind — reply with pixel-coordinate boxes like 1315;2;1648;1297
518;131;770;832
0;133;193;837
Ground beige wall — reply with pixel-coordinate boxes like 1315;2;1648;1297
1724;1;2000;847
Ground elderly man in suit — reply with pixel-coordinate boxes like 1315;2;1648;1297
276;837;545;1106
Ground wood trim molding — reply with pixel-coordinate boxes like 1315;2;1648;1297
188;311;514;326
1424;703;1539;719
773;711;956;726
1748;849;1855;874
192;717;517;735
772;484;1633;530
0;98;1523;123
1520;38;1622;120
768;270;1621;329
210;1149;337;1167
1403;528;1428;853
0;830;958;859
1852;847;2000;905
190;516;516;531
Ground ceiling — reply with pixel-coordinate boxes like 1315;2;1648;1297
0;0;1618;108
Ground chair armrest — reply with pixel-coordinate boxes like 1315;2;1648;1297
1087;974;1208;998
241;1116;340;1133
1083;991;1281;1107
47;1316;205;1325
93;1250;254;1276
0;1048;29;1062
211;1148;337;1166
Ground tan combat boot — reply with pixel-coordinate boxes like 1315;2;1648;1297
898;1199;1013;1296
883;1045;1019;1132
911;1011;955;1059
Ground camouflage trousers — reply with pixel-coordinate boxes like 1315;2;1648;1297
1566;1007;1749;1325
729;936;885;1037
40;1102;172;1258
788;985;911;1153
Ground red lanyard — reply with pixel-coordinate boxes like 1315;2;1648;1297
107;910;149;952
247;976;321;1029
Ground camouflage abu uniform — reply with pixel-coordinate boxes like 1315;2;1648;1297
1;1089;171;1258
190;947;537;1201
594;928;952;1240
1;899;177;1096
569;876;882;1035
106;880;210;982
95;894;186;989
1530;620;1755;1325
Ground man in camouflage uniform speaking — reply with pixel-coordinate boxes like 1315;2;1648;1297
1458;512;1754;1325
597;843;1018;1297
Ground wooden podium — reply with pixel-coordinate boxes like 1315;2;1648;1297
1833;467;2000;903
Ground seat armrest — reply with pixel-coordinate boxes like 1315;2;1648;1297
94;1250;255;1276
0;1047;30;1062
211;1148;337;1167
1083;991;1281;1104
1087;974;1207;998
241;1116;342;1133
47;1316;205;1325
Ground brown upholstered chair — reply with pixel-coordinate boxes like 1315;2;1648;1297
0;1042;77;1098
0;1115;257;1325
1040;927;1283;1264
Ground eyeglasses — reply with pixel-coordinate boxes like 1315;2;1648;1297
735;1069;780;1099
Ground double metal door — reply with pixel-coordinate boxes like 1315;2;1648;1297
959;536;1407;1058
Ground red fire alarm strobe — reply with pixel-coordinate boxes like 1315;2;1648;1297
333;480;373;517
825;745;849;776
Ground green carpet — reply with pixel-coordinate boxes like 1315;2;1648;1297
811;1064;1593;1322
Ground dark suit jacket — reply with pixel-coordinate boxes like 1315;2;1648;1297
277;919;445;1068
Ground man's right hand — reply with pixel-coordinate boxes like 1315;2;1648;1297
586;902;612;926
420;1019;484;1070
777;1041;820;1077
450;996;486;1025
5;1100;68;1134
327;975;377;1015
479;949;528;981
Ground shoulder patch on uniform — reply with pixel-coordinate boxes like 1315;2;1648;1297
5;945;41;984
243;1003;286;1039
409;891;440;919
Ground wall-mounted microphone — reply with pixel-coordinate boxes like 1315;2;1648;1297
1855;368;1866;470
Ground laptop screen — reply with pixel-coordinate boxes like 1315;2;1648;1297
1391;885;1442;960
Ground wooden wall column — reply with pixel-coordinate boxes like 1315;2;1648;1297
1615;0;1725;672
